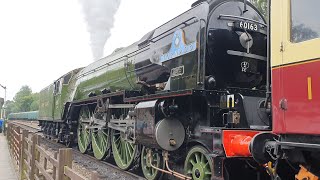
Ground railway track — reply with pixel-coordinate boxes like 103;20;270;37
9;120;146;180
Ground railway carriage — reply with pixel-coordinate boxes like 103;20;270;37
250;0;320;179
8;111;39;121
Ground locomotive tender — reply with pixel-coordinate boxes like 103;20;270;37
38;0;277;179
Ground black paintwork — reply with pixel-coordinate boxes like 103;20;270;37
206;0;267;89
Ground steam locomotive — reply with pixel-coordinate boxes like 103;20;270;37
39;0;271;179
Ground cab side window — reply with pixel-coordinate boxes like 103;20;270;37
291;0;320;43
63;73;72;84
54;80;62;95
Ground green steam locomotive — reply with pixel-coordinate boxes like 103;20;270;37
38;0;270;179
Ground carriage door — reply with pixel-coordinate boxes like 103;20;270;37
278;0;320;134
53;78;63;120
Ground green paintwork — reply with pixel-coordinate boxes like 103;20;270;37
7;111;39;120
184;146;213;180
141;146;163;180
73;61;138;101
38;68;82;121
111;129;137;170
39;84;54;120
92;128;110;160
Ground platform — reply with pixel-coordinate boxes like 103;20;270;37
0;134;17;180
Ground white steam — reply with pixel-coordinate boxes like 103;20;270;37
79;0;121;61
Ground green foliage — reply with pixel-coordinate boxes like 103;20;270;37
0;98;3;109
249;0;268;19
30;92;40;111
5;85;39;116
14;86;33;112
4;100;15;115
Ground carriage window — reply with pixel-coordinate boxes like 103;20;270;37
291;0;320;43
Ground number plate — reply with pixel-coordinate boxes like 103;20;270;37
171;65;184;77
235;21;259;32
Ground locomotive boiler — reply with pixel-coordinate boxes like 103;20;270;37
38;0;270;179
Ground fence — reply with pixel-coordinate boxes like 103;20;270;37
6;123;99;180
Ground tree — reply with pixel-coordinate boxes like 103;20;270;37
249;0;268;19
30;92;40;111
0;98;3;109
291;24;319;43
13;85;34;112
4;86;40;117
5;85;40;117
5;100;16;115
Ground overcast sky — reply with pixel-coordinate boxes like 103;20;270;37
0;0;195;100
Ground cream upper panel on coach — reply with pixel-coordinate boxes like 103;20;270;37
271;0;320;67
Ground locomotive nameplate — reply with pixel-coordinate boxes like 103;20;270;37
160;29;197;63
171;66;184;77
234;21;259;32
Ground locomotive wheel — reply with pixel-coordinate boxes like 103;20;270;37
184;146;213;180
78;123;90;153
111;129;137;170
141;146;164;180
78;106;91;154
92;128;110;160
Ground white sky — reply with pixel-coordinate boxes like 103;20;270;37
0;0;195;100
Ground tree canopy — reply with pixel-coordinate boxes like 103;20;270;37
5;85;39;116
249;0;268;19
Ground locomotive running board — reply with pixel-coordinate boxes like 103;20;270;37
124;89;229;103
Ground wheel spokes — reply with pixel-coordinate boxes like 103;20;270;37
92;128;110;160
189;159;196;166
78;123;90;153
184;146;213;180
111;130;137;170
195;153;200;163
78;106;92;154
141;146;164;180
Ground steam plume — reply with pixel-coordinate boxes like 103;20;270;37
79;0;121;61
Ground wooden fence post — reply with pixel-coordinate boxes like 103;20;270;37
9;124;13;154
29;134;37;180
6;123;10;146
57;148;72;180
19;129;28;180
43;145;48;171
34;135;40;179
53;152;58;180
16;126;21;154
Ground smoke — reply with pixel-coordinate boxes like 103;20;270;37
79;0;121;61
